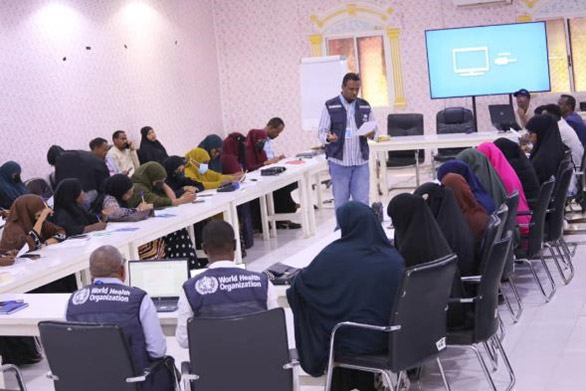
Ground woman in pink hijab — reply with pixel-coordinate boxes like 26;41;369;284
478;142;530;235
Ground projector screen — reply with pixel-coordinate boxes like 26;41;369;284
425;22;551;99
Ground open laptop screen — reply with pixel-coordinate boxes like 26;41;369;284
129;260;189;299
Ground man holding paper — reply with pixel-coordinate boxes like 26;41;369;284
318;72;377;213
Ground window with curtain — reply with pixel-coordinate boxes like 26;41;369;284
544;18;586;93
326;34;390;107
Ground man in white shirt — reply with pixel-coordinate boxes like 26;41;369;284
176;221;278;348
66;245;176;390
263;117;286;160
106;130;140;176
514;89;532;129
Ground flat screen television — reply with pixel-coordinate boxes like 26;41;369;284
425;22;551;99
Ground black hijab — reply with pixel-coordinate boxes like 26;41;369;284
138;126;168;165
54;150;109;193
52;178;98;236
198;135;223;172
494;138;541;201
162;156;204;195
527;115;567;184
104;174;133;208
287;201;404;378
387;193;452;268
414;183;477;276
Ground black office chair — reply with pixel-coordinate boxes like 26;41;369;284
432;107;476;166
39;322;173;391
0;364;28;391
448;233;515;391
324;255;458;391
477;215;502;275
500;192;523;323
386;114;425;167
514;177;556;302
181;308;298;391
545;167;575;284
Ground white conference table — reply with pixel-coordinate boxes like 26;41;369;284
368;131;520;202
0;155;329;295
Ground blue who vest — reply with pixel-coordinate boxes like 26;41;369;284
66;283;150;372
325;96;371;161
183;267;268;318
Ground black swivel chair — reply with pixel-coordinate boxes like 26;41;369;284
387;114;425;168
181;308;298;391
477;215;502;275
324;255;458;391
0;364;28;391
39;322;174;391
514;177;556;302
545;167;575;284
432;107;476;170
448;233;515;391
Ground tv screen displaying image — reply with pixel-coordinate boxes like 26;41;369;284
425;22;551;99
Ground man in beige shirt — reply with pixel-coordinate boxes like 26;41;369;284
106;130;140;176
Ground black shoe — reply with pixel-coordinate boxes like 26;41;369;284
276;221;302;229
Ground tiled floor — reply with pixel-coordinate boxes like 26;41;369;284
10;167;586;390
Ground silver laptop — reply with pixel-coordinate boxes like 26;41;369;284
129;259;189;313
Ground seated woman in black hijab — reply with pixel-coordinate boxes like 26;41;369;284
52;178;107;236
287;202;405;391
387;193;452;268
414;183;477;276
102;174;153;222
526;115;567;184
0;161;29;209
138;126;169;165
494;137;541;203
163;156;204;197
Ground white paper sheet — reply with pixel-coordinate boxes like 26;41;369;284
356;121;378;137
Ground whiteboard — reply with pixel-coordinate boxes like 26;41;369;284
300;56;349;131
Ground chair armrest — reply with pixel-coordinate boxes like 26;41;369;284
449;297;478;304
332;321;401;335
45;372;60;381
461;275;482;283
517;210;533;216
283;349;300;370
181;361;199;382
126;358;166;383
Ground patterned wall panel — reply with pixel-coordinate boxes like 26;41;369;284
0;0;223;179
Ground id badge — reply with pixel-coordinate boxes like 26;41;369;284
345;128;352;139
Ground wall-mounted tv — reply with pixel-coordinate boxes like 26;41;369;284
425;22;551;99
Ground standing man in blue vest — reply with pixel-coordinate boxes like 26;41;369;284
318;72;377;213
176;220;278;348
66;246;177;391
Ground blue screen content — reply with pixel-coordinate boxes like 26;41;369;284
425;22;551;99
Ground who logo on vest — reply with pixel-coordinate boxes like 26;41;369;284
72;288;90;305
195;276;219;295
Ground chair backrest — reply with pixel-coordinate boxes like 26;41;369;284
474;233;512;343
39;321;140;391
547;167;573;242
477;215;501;273
501;192;519;279
493;203;509;240
388;254;458;372
387;114;424;165
387;114;424;137
436;107;476;157
187;308;292;391
436;107;476;135
553;158;572;200
526;177;556;257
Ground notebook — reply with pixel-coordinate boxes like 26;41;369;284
0;301;29;315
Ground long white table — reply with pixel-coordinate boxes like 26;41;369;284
368;131;519;202
0;155;329;294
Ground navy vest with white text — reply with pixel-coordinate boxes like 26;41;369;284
325;96;371;161
66;283;150;372
183;268;268;318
